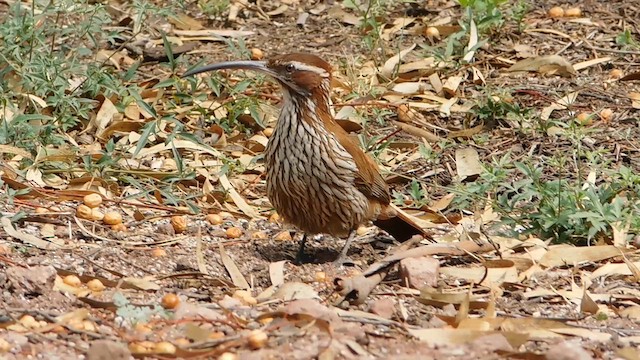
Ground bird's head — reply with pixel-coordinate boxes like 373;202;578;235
183;53;332;98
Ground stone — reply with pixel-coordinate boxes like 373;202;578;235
5;265;56;296
399;256;439;289
545;340;593;360
86;340;131;360
369;298;395;319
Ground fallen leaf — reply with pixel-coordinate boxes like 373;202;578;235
409;328;529;348
273;282;319;301
455;147;482;181
269;260;286;287
381;44;416;78
539;245;623;268
506;55;576;77
219;174;261;219
462;19;478;63
219;244;250;289
1;217;64;250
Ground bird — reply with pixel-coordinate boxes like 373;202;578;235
184;53;431;264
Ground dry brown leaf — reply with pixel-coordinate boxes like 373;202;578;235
398;58;436;74
549;327;611;342
169;13;204;30
573;56;612;71
392;82;425;94
440;260;518;286
266;4;288;16
132;139;222;158
539;245;623;268
55;309;90;324
429;72;443;94
430;193;455;211
629;92;640;109
617;347;640;360
122;276;160;291
447;124;484;139
524;28;575;41
507;55;577;77
622;255;640;282
0;144;33;159
541;91;579;120
419;287;488;309
219;244;250;289
91;98;119;138
471;66;486;85
589;261;640;278
247;134;269;153
425;25;462;37
612;221;630;248
1;217;64;250
409;328;529;348
219;174;260;219
381;44;416;79
382;17;415;40
462;19;478;63
327;7;361;26
618;306;640;320
269;260;286;287
442;76;463;97
392;121;443;143
23;93;48;108
54;276;90;297
439;97;457;116
580;287;599;314
196;229;208;275
173;29;254;38
455;147;482;181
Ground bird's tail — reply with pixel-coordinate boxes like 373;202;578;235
374;204;435;242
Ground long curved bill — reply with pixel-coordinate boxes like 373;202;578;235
182;60;273;78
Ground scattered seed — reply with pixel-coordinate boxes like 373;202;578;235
103;211;123;225
565;7;581;17
87;279;105;292
206;213;223;225
161;293;180;309
226;227;243;239
76;204;93;220
63;275;82;287
154;341;177;355
83;193;102;208
599;108;613;122
250;48;264;60
548;6;564;18
152;248;167;257
111;223;127;232
247;329;268;349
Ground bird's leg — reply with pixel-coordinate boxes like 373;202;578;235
295;234;308;264
333;230;357;266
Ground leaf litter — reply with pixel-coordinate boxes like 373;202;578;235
1;0;640;359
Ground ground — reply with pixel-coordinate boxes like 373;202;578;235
1;0;640;359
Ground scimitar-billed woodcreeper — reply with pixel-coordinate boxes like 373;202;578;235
184;53;431;264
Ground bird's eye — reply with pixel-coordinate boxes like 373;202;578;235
285;64;295;72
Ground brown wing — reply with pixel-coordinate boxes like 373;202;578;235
325;117;433;242
324;120;391;205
